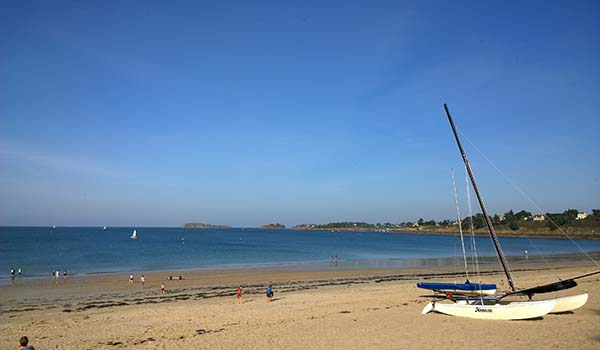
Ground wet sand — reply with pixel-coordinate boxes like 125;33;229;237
1;263;599;349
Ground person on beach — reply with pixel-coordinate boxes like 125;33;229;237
524;249;528;260
129;273;134;284
17;336;35;350
63;270;67;280
265;284;273;303
140;275;145;288
161;283;166;294
236;286;243;304
11;267;16;278
17;267;22;278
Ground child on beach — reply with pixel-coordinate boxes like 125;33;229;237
236;286;243;303
140;275;145;288
129;273;134;284
161;283;166;294
265;285;273;303
17;336;35;350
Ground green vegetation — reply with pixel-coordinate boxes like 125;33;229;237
260;223;286;229
293;209;600;239
294;222;396;231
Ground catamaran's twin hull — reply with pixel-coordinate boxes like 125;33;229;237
422;293;588;320
424;300;556;320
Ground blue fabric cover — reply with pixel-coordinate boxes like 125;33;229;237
416;281;496;291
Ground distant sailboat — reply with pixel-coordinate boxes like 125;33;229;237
103;226;107;230
130;229;137;240
52;225;56;229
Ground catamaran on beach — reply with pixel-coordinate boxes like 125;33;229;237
419;104;600;320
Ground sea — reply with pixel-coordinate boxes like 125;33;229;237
2;226;600;284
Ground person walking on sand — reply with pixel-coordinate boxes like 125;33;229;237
160;283;166;294
236;286;243;304
17;267;22;278
17;335;35;350
129;273;134;284
140;275;145;288
63;270;67;280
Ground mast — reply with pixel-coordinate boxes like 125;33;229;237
451;168;469;281
443;104;516;292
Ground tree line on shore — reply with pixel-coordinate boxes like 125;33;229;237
293;209;600;232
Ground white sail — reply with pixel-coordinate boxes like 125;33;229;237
130;229;137;239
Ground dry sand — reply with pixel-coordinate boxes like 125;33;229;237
1;263;599;349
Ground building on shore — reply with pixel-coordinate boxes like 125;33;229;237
533;214;545;221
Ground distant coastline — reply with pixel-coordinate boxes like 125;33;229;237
181;223;231;229
292;209;600;240
292;224;599;240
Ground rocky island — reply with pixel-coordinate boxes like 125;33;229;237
260;223;286;229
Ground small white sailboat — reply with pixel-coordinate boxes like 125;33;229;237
103;226;107;230
130;229;137;240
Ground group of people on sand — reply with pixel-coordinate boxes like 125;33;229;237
128;274;147;287
128;273;166;294
52;269;67;280
330;255;341;266
10;266;22;279
124;273;275;302
235;283;274;304
9;267;22;284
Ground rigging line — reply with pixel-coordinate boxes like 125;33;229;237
465;171;481;282
451;168;469;280
456;127;600;269
465;175;484;304
523;234;562;280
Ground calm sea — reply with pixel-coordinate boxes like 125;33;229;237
2;227;600;282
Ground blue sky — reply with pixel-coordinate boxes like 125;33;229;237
1;1;599;227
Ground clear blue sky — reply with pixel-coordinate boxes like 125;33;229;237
1;1;599;227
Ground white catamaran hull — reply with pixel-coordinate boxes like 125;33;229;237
550;293;588;313
424;300;556;320
508;293;588;314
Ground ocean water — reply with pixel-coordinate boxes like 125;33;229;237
1;226;600;281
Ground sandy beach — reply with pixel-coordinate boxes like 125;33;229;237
1;263;599;349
